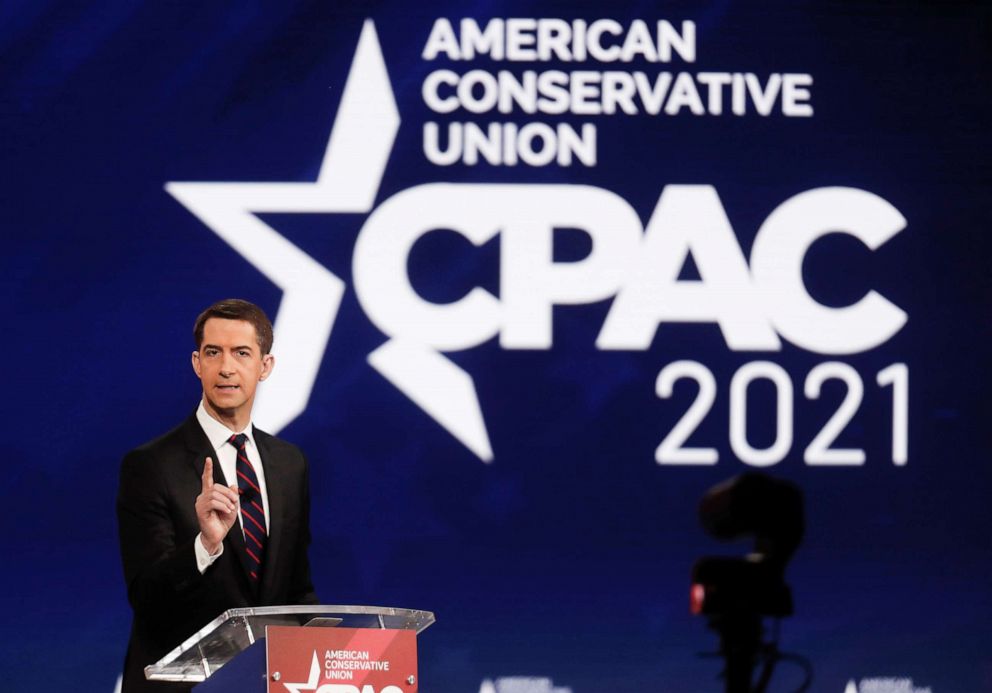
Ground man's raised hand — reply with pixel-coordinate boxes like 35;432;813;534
195;457;239;554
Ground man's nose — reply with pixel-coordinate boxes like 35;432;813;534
220;352;236;374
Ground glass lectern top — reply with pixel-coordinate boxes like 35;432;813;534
145;604;435;683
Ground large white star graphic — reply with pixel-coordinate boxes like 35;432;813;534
166;20;493;461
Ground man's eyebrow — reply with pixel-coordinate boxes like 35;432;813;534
200;343;256;352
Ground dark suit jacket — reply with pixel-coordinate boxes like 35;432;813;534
117;415;318;692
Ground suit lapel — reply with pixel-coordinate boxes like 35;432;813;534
183;413;227;490
255;430;285;602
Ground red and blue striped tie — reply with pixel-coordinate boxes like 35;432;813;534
230;433;266;581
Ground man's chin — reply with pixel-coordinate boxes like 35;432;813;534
204;397;242;418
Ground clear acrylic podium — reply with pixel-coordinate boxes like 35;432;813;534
145;605;435;689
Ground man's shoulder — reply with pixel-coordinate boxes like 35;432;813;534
253;427;307;466
125;415;201;461
118;415;205;492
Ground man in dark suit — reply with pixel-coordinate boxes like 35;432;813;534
117;299;318;692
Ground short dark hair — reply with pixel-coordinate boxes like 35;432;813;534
193;299;274;355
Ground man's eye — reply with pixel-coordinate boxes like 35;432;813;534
238;350;250;357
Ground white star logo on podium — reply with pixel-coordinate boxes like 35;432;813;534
281;650;321;693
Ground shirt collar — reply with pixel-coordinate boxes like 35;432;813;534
196;400;256;452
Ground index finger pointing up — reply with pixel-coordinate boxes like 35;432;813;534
202;456;214;491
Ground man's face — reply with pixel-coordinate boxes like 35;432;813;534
191;318;274;423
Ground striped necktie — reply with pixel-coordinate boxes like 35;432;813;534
229;433;267;581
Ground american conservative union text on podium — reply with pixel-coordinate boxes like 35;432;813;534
145;605;435;692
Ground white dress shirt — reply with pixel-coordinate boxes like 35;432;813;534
193;401;271;572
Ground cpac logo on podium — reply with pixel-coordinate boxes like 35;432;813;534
288;685;401;693
280;649;405;693
167;21;906;463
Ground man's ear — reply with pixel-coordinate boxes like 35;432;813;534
191;350;202;379
259;353;275;381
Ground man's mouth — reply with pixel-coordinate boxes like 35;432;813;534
217;384;240;391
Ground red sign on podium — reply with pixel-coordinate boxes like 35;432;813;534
265;626;417;693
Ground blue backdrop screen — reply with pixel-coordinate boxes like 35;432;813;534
2;3;990;692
